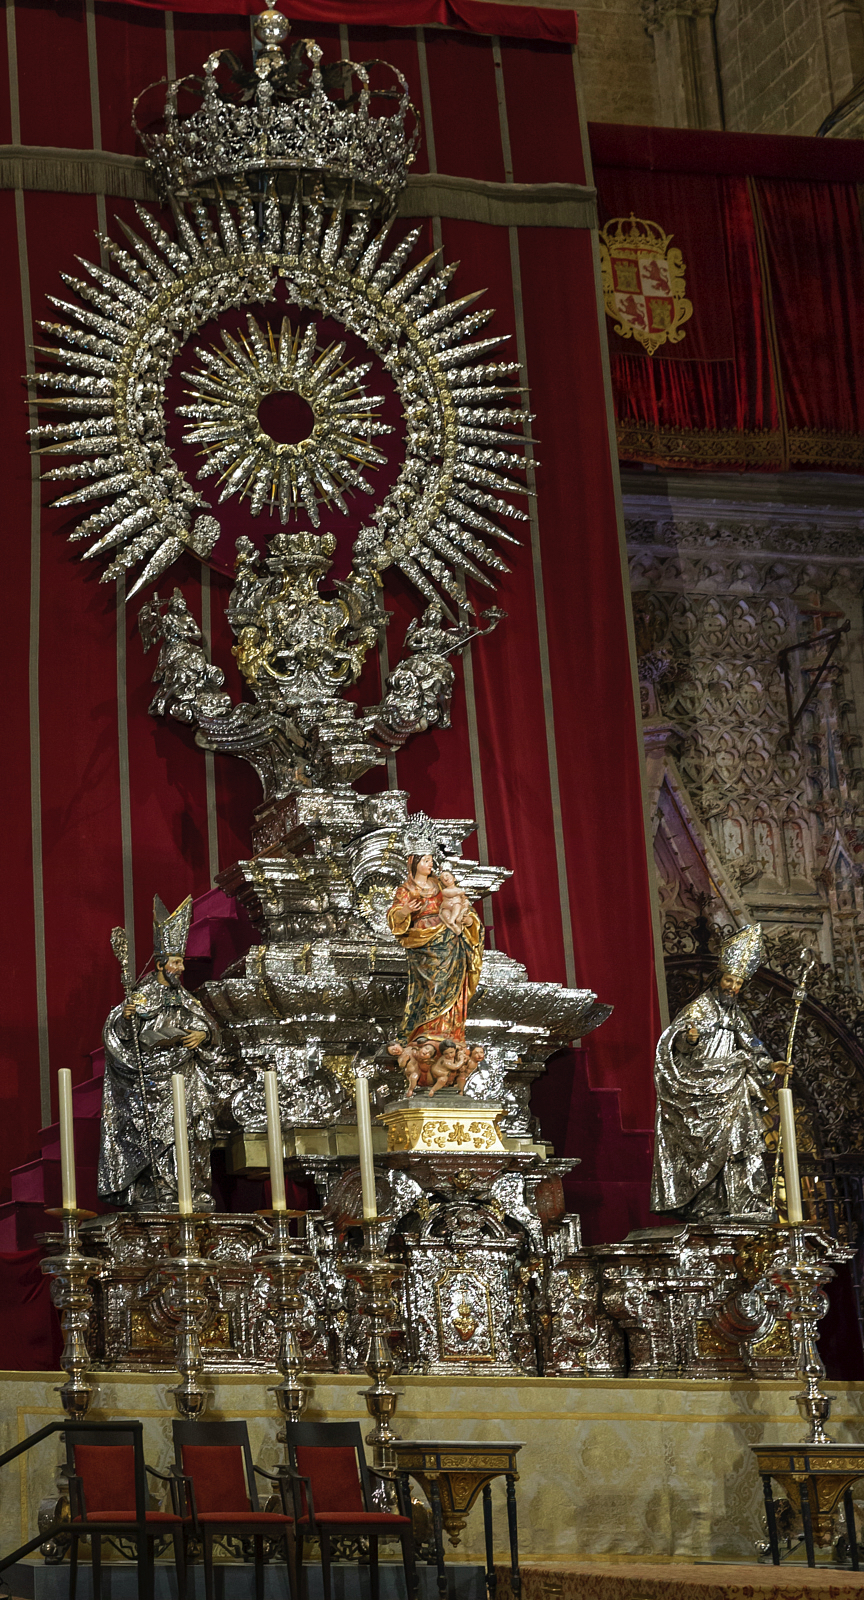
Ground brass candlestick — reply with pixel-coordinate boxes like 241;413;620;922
41;1208;100;1420
340;1217;406;1477
771;1223;836;1444
256;1209;316;1428
162;1214;213;1419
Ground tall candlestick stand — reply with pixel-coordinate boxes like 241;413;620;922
771;1223;836;1444
162;1214;213;1419
256;1209;316;1428
340;1217;406;1478
41;1208;100;1419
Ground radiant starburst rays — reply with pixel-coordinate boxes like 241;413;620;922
27;190;534;607
179;316;392;526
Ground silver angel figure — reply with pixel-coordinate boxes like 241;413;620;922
373;604;504;750
140;588;227;724
97;896;226;1210
651;924;781;1221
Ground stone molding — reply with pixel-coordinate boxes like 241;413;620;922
640;0;717;36
626;513;864;560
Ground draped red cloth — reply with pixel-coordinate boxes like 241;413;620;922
597;166;780;461
754;176;864;462
110;0;577;36
590;122;864;471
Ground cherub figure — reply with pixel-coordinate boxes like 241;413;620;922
428;1044;460;1096
437;870;474;934
456;1044;485;1092
387;1038;437;1099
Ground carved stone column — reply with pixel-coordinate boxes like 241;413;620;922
823;1;864;108
641;0;723;130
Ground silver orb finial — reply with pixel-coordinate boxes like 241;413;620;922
254;8;290;49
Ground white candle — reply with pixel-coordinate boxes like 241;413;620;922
778;1085;804;1226
58;1069;77;1213
264;1070;286;1212
355;1074;377;1220
171;1073;193;1216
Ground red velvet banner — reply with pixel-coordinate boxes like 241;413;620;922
0;6;658;1267
590;122;864;472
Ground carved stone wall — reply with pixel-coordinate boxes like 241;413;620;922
625;476;864;991
577;0;864;136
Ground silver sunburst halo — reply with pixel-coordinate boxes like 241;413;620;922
28;190;532;606
178;314;392;526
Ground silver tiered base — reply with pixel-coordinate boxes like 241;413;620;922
42;1206;846;1383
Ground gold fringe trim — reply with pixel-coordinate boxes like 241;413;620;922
0;145;597;228
616;422;864;469
789;429;864;468
0;145;156;199
401;172;597;229
616;424;785;467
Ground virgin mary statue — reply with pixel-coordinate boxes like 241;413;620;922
387;851;483;1043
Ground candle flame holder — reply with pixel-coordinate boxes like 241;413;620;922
256;1209;316;1429
161;1213;213;1420
41;1208;100;1420
340;1217;406;1479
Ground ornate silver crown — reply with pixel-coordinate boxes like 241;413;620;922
134;9;419;211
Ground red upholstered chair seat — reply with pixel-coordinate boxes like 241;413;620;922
286;1424;416;1600
181;1445;252;1513
84;1510;184;1524
298;1512;412;1526
194;1511;293;1524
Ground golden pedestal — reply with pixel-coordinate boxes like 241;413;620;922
382;1094;507;1155
752;1440;864;1553
392;1438;522;1545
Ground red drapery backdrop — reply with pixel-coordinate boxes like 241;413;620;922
590;122;864;471
0;5;660;1309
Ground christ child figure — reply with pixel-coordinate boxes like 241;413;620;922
437;870;474;933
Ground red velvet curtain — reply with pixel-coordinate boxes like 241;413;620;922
0;5;659;1254
754;176;864;467
590;122;864;471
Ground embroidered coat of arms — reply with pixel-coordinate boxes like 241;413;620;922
599;214;693;356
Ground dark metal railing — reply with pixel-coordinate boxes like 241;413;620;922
0;1418;142;1575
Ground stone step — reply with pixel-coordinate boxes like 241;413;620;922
0;1198;48;1249
6;1560;485;1600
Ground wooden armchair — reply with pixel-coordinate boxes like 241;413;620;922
173;1417;294;1600
64;1421;188;1599
281;1420;417;1600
